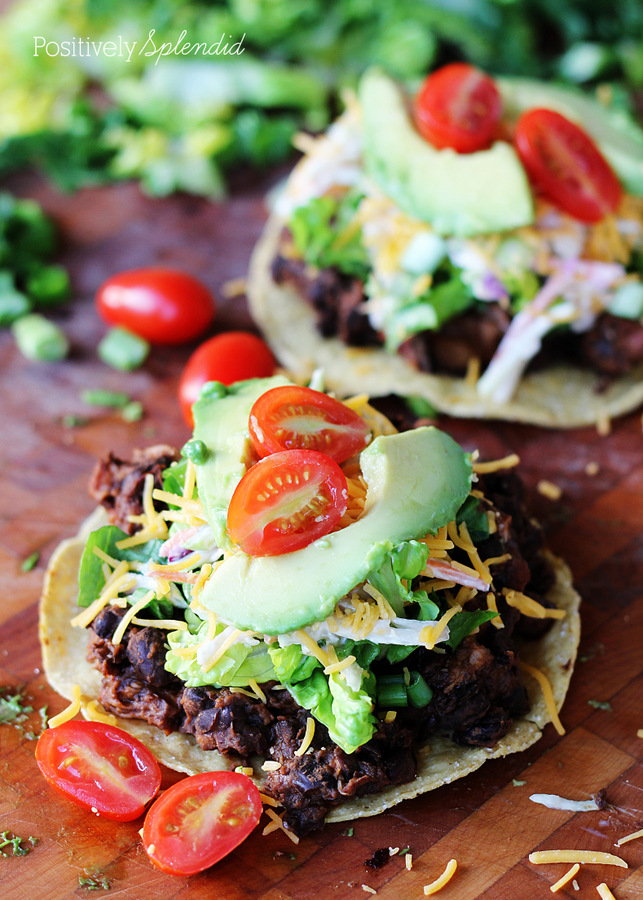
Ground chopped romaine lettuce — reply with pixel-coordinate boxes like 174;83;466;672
166;622;275;687
290;193;369;279
77;525;165;608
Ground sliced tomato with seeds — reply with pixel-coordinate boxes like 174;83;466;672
35;721;161;821
249;385;371;463
414;63;502;153
143;771;262;876
227;449;348;556
514;108;622;223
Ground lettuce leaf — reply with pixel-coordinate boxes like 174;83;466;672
290;193;369;279
165;623;275;688
77;525;164;608
367;540;433;616
445;609;499;649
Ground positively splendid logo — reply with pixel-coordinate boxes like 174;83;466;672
33;29;245;64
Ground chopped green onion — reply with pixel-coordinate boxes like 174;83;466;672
183;439;209;464
0;292;31;326
406;671;433;708
81;389;131;408
25;265;70;306
377;674;408;708
12;313;69;361
20;552;39;572
62;414;90;428
98;326;149;371
405;396;438;419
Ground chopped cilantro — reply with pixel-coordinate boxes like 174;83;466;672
512;779;527;787
61;414;90;428
341;826;354;837
20;551;39;572
588;699;612;711
79;873;111;890
0;688;32;725
0;832;38;857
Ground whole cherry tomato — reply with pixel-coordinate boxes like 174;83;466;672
514;108;622;223
178;331;276;427
96;267;215;344
414;63;502;153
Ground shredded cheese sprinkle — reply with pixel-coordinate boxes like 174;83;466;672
465;356;481;387
473;454;520;474
423;859;458;895
616;827;643;847
362;886;377;895
295;630;330;667
324;655;357;675
519;662;565;735
295;717;316;757
262;809;300;844
70;561;134;629
419;606;459;650
258;792;280;808
406;853;413;871
384;711;397;723
538;480;563;501
261;760;281;772
112;590;155;646
49;684;81;728
202;627;243;672
487;593;504;629
84;700;117;726
596;884;616;900
529;850;628;868
131;617;187;631
248;679;267;703
550;864;580;893
504;589;566;620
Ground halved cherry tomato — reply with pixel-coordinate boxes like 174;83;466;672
514;108;622;223
249;385;371;463
142;771;262;876
178;331;276;428
35;721;161;821
227;449;348;556
414;63;502;153
96;267;215;344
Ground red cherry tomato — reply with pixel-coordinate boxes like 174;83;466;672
96;267;215;344
142;771;262;876
414;63;502;153
35;721;161;821
178;331;276;428
227;449;348;556
514;108;622;223
249;385;371;463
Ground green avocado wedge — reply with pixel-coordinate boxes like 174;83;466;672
498;77;643;196
198;427;472;635
360;69;534;236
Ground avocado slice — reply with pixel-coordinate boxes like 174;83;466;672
498;77;643;196
360;69;534;237
192;374;291;550
198;426;472;635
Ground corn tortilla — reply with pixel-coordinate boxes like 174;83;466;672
40;507;581;825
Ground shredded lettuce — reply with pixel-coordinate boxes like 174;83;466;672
456;496;490;543
367;540;432;616
290;193;369;279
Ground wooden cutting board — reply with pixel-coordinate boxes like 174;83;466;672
0;171;642;899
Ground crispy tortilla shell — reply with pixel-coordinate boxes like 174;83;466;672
40;508;580;825
247;213;643;428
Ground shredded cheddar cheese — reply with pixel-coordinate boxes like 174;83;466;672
258;791;280;808
324;655;357;675
295;630;330;667
202;628;243;672
529;850;627;868
405;853;413;871
262;809;300;844
423;859;458;895
70;561;134;629
616;827;643;847
384;711;397;723
420;606;459;650
473;454;520;474
248;679;267;703
261;760;281;772
295;717;316;756
504;588;566;620
131;617;187;631
487;593;504;628
550;864;580;893
111;590;156;646
48;684;81;728
519;662;565;735
538;480;563;501
596;883;616;900
84;700;117;726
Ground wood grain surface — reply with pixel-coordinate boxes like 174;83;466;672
1;171;642;899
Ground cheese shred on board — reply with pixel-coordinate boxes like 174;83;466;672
423;858;458;895
48;684;81;728
550;863;580;893
529;850;628;868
